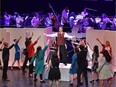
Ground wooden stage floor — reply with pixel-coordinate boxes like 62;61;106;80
0;68;116;87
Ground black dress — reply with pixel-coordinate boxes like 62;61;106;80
48;53;61;80
91;53;98;72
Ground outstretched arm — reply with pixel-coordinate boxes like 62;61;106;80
33;36;41;45
44;33;57;37
64;33;74;39
15;36;22;43
96;38;103;45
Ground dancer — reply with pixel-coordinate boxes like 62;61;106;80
44;27;74;65
2;41;15;81
96;38;112;56
77;45;88;87
97;50;114;87
22;32;33;74
46;44;61;87
46;39;57;64
28;36;41;77
30;40;49;82
0;38;4;68
87;43;99;84
69;43;79;85
11;36;22;70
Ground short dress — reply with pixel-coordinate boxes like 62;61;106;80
69;53;78;74
48;53;61;81
14;43;20;60
98;57;114;80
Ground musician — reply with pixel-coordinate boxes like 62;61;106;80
100;13;111;30
50;13;59;31
81;8;88;18
4;12;11;26
61;7;69;25
31;13;41;28
15;14;24;28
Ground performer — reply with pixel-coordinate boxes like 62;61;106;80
2;41;15;81
0;38;4;68
69;43;79;85
46;39;57;64
61;7;69;25
30;40;49;82
87;43;99;84
22;32;33;74
61;7;71;32
27;36;41;77
81;8;88;18
96;38;112;56
11;36;22;70
44;27;74;65
77;45;88;87
97;50;114;87
46;45;61;87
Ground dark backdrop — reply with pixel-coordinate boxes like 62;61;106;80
1;0;115;16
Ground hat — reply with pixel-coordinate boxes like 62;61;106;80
13;38;17;41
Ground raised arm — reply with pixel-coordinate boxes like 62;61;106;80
86;42;93;51
33;36;41;45
0;38;4;49
28;32;34;40
42;39;50;52
15;36;22;43
96;38;103;45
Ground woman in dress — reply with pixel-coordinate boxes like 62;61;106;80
30;40;49;82
96;38;112;56
46;39;57;64
97;50;114;87
69;43;79;85
87;43;99;83
46;46;61;87
11;36;22;70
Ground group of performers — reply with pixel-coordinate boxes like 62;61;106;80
0;26;114;87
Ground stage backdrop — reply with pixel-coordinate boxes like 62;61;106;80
86;30;116;72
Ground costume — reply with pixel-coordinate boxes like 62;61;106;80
14;43;20;60
48;52;61;80
69;53;78;74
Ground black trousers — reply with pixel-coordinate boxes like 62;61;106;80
29;58;33;74
77;66;88;87
2;60;8;79
22;55;28;72
58;45;67;64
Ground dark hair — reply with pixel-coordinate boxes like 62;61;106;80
79;45;85;51
36;46;41;57
93;45;99;58
103;50;112;62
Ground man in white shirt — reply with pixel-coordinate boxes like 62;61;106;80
44;27;74;65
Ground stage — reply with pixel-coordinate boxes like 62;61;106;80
0;27;116;72
0;69;116;87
